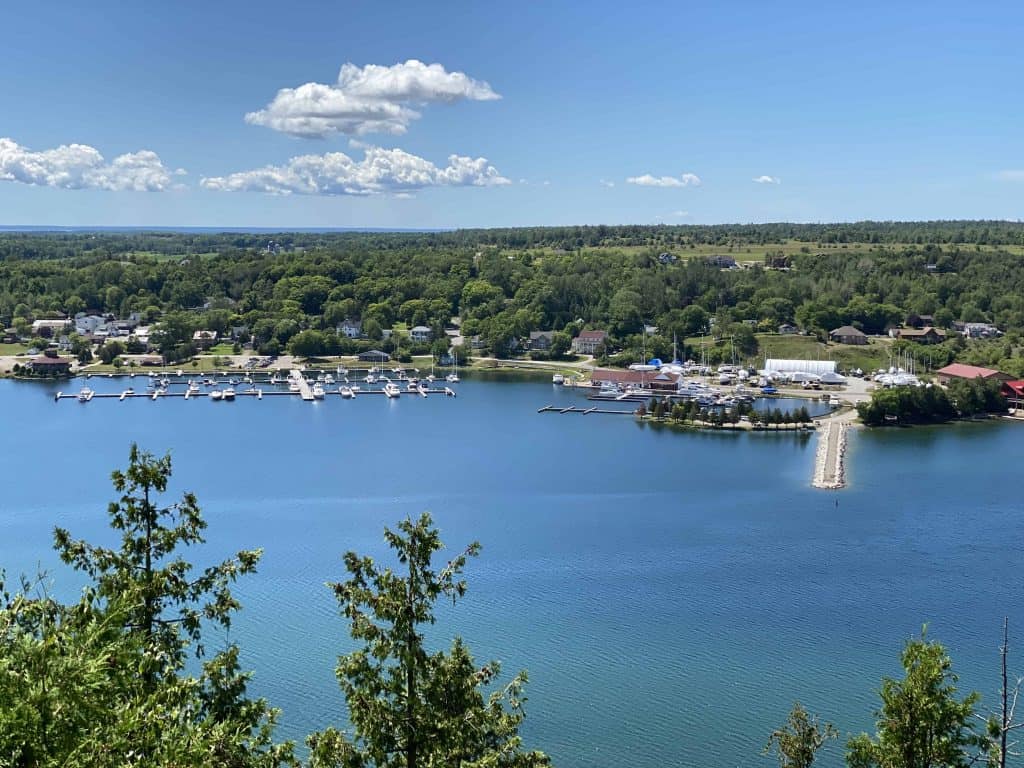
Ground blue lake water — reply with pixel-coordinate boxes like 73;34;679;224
1;374;1021;767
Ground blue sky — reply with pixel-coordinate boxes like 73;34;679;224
1;0;1022;227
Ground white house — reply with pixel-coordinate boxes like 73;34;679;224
339;319;362;339
410;325;433;342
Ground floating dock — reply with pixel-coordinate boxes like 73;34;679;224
537;405;634;416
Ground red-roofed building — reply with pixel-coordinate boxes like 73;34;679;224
590;368;680;391
572;330;608;355
935;363;1012;385
1001;380;1024;408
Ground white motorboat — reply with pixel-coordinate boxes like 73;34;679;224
210;390;223;401
552;374;565;384
288;380;300;392
187;380;200;394
340;386;355;398
77;387;94;402
384;381;401;398
223;388;236;401
312;383;325;399
324;374;335;385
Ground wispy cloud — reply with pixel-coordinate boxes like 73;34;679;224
669;210;690;218
201;144;509;196
995;170;1024;181
0;137;182;191
599;179;615;188
753;175;781;184
626;173;701;188
246;59;500;139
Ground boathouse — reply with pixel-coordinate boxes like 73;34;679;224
358;349;390;363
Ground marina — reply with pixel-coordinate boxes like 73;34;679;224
55;368;457;404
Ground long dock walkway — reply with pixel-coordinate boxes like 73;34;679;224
291;369;314;401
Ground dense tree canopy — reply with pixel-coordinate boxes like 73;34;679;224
3;224;1024;367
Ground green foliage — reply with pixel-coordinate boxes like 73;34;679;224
308;512;549;768
857;386;957;426
858;379;1006;426
765;702;837;768
0;444;298;768
846;632;985;768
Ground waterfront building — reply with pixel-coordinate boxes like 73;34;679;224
358;349;390;363
1001;380;1024;408
27;354;71;376
935;363;1012;384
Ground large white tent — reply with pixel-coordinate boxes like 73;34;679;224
763;359;837;376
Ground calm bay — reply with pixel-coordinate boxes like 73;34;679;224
1;374;1021;767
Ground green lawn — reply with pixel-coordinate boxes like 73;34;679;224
757;333;893;372
0;343;29;355
207;342;238;355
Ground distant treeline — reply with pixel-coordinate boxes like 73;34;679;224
3;220;1024;262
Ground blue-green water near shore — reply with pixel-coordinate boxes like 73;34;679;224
1;375;1022;767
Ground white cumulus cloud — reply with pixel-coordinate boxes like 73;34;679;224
0;138;181;191
200;144;510;196
753;175;781;184
246;59;500;138
626;173;701;188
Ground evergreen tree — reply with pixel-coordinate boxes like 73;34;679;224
308;513;549;768
847;632;985;768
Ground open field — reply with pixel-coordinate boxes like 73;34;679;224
513;239;1024;263
681;332;897;373
0;343;30;356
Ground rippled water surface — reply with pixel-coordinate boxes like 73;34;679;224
1;375;1021;767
